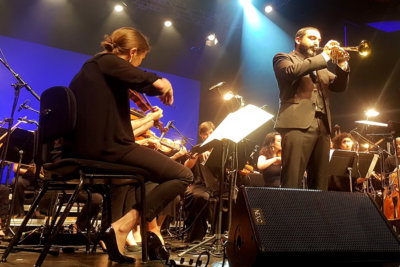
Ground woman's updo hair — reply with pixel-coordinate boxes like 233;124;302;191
101;27;150;56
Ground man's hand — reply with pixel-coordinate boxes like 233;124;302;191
323;40;350;69
323;40;341;58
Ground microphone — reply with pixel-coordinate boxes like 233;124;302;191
350;129;375;147
160;120;174;141
209;81;225;91
18;100;29;112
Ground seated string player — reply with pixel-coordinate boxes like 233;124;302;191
257;132;282;187
64;27;193;263
183;121;228;243
109;106;187;259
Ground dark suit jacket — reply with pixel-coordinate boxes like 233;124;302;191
273;51;349;134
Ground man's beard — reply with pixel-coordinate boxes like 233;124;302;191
298;43;316;58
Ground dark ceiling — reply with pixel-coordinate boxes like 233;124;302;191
0;0;399;143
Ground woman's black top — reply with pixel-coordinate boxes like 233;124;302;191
261;163;281;187
67;53;161;162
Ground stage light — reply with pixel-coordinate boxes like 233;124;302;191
239;0;252;7
164;20;172;27
365;109;379;117
223;91;245;106
114;4;124;12
206;33;218;46
223;91;235;101
207;33;216;41
264;5;273;13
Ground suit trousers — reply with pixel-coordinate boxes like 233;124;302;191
279;117;330;191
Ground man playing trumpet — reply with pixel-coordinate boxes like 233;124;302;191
273;26;350;190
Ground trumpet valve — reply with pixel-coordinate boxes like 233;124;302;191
331;46;350;63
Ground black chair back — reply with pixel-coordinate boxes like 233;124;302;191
38;86;76;164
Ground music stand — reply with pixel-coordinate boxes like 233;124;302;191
0;128;34;165
178;105;273;257
329;149;377;192
0;128;35;234
329;150;357;192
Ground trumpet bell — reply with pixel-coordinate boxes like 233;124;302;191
358;40;371;57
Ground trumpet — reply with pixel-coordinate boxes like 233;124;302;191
315;40;371;62
341;40;371;57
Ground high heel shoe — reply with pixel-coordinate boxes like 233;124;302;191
147;231;170;261
103;226;136;264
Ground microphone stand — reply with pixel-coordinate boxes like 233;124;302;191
0;57;40;101
0;55;40;236
21;105;40;115
169;124;195;148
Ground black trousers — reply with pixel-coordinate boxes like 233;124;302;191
75;190;103;231
184;185;211;242
279;117;330;190
120;145;193;222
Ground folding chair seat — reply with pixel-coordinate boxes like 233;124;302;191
2;86;149;267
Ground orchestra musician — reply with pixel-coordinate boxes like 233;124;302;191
65;27;193;263
183;121;224;243
383;137;400;220
385;137;400;173
273;26;350;190
257;132;282;187
109;105;186;255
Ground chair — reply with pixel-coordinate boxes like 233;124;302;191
1;86;149;267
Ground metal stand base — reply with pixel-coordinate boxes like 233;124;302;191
178;233;225;257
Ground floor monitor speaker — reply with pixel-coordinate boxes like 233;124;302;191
227;187;400;267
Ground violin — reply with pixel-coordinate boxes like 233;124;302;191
129;89;165;133
239;163;255;176
130;108;181;156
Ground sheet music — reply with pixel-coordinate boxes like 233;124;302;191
201;104;273;146
366;154;379;178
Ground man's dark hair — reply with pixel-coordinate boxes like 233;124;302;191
294;26;320;46
198;121;215;135
332;132;354;150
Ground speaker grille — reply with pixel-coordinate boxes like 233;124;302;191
245;187;400;253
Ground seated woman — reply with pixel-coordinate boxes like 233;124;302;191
110;106;186;254
257;132;282;187
65;27;193;263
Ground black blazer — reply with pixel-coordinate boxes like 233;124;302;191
273;51;349;134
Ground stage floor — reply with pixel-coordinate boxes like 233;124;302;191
0;234;227;267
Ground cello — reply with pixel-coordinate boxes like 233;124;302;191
383;169;400;220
